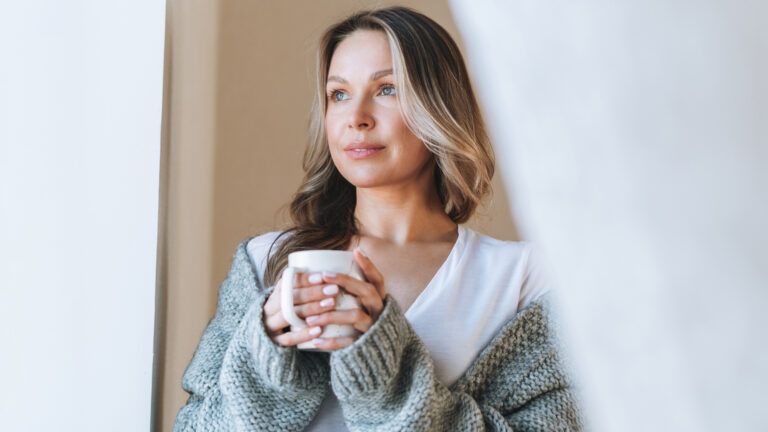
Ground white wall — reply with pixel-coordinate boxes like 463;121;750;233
450;1;768;431
0;2;165;431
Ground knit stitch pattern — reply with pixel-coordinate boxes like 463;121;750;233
173;237;584;431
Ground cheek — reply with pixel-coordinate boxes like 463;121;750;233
390;117;428;159
324;114;342;143
325;115;347;169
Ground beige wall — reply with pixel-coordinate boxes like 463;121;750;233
158;1;519;431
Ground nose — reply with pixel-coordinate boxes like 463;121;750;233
347;99;374;131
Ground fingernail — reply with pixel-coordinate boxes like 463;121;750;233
320;297;334;307
322;284;338;295
312;338;323;347
308;273;323;284
355;247;368;258
306;315;319;324
322;271;337;278
309;326;322;336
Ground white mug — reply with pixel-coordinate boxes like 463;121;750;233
280;249;363;351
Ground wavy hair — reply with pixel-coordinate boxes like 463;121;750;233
263;6;494;287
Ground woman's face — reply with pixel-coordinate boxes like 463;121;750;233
325;30;433;189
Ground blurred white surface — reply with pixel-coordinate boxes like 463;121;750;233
450;1;768;430
0;1;164;431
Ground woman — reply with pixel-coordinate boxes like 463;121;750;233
174;6;582;431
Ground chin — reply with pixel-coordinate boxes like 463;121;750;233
337;169;390;189
345;176;387;189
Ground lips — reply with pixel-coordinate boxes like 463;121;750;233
344;142;385;160
343;142;385;151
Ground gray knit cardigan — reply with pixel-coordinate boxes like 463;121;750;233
173;237;584;431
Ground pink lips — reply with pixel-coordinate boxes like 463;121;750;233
344;142;385;160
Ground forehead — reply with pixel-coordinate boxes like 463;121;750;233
327;30;392;77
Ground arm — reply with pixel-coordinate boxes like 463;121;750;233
173;239;329;432
328;292;583;432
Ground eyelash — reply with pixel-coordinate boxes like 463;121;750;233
326;84;397;102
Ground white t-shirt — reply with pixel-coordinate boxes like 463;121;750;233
246;224;551;431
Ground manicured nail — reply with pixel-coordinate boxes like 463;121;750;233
312;338;324;347
308;273;323;284
355;247;368;258
309;326;322;336
322;284;338;295
306;315;319;324
320;297;334;307
322;271;337;278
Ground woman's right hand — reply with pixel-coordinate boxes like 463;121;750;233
262;271;339;347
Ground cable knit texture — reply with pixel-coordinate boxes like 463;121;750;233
173;237;584;431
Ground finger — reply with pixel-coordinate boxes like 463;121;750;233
293;283;339;305
263;311;289;335
305;309;374;333
311;336;358;351
321;273;376;299
269;273;338;308
265;297;337;335
295;297;336;317
263;282;282;316
321;273;383;320
294;271;328;288
273;325;323;347
353;247;386;295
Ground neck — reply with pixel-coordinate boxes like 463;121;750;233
353;165;457;245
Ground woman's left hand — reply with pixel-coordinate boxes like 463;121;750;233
305;247;386;350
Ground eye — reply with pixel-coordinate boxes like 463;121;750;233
379;84;397;96
327;89;348;102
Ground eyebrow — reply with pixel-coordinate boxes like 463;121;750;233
327;68;393;85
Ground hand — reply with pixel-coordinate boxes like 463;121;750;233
305;247;386;351
262;271;341;347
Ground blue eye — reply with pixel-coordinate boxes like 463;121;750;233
327;85;395;102
329;90;348;102
380;85;396;96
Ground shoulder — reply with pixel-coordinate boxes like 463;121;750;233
244;230;290;288
516;241;552;308
462;227;550;307
246;230;285;258
466;228;530;259
460;227;531;278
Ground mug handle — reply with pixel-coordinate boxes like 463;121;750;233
280;266;307;328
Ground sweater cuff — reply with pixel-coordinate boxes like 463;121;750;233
248;287;329;392
329;295;411;400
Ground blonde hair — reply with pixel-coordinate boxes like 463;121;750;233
263;6;494;287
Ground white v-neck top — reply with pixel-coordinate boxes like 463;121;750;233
246;225;551;431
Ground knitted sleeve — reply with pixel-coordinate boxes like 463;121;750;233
173;239;330;432
328;292;584;431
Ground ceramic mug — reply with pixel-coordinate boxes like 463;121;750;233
280;249;363;351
